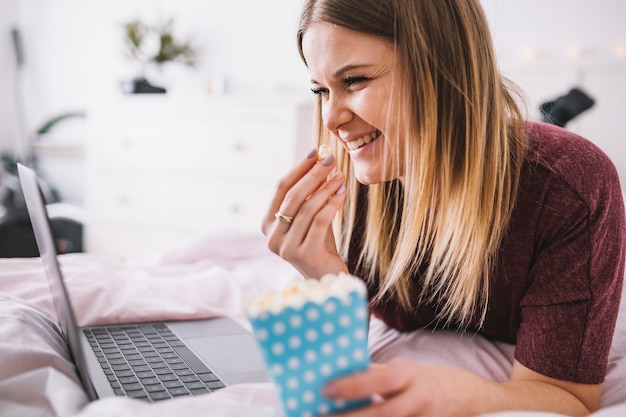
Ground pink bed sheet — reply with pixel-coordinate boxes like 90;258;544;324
0;230;624;417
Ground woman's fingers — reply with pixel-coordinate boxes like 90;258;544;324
275;171;346;260
264;151;338;236
262;149;319;234
324;361;413;401
261;147;347;278
323;361;452;417
321;364;419;417
299;172;346;248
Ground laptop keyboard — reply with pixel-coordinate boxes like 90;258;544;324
84;323;226;402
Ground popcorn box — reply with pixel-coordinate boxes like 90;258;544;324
247;274;371;417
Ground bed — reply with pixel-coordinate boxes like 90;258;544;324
1;229;624;417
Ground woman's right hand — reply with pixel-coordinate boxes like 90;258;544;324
261;148;349;279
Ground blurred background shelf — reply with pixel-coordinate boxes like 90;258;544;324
84;95;313;260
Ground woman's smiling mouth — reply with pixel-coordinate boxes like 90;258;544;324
346;130;382;150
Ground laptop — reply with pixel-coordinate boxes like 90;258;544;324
17;163;268;402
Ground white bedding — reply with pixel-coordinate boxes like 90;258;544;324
0;229;624;417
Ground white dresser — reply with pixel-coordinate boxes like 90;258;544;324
84;95;314;260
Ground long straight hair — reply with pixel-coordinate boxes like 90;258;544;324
297;0;527;327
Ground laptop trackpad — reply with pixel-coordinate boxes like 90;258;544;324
185;334;266;375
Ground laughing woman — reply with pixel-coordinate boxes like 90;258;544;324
262;0;625;416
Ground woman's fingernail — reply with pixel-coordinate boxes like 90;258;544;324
321;154;335;166
335;185;346;195
305;148;317;159
322;384;338;398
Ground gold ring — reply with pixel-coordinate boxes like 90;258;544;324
275;211;294;224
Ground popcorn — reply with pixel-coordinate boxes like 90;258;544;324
246;273;371;417
247;273;367;317
317;144;333;161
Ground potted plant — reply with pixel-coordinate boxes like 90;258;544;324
121;18;198;94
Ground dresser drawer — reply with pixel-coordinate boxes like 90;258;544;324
89;118;291;179
87;173;274;231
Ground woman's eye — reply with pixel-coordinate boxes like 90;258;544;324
310;87;328;96
309;76;369;97
343;76;370;86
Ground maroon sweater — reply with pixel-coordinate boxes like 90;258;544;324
348;122;625;384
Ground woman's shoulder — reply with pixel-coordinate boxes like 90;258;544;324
523;121;622;203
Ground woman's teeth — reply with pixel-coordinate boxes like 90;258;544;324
347;130;381;150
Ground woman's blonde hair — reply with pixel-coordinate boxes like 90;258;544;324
297;0;527;327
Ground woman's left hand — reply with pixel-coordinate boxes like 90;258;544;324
322;359;484;417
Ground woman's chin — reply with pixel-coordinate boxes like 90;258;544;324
354;170;380;186
354;166;401;185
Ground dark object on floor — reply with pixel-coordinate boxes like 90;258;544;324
0;209;83;258
0;210;39;257
122;78;167;94
540;87;595;127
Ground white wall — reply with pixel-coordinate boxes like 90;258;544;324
0;0;310;204
1;0;625;202
482;0;626;196
1;0;309;150
0;1;20;158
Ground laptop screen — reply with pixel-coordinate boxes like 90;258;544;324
17;163;96;397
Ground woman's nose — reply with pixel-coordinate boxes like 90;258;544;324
322;94;352;132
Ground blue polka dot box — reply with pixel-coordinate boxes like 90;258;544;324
247;274;371;417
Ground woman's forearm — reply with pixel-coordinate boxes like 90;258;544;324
323;359;601;417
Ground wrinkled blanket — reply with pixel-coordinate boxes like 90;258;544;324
0;230;624;417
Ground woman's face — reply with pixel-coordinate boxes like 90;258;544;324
302;22;404;184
